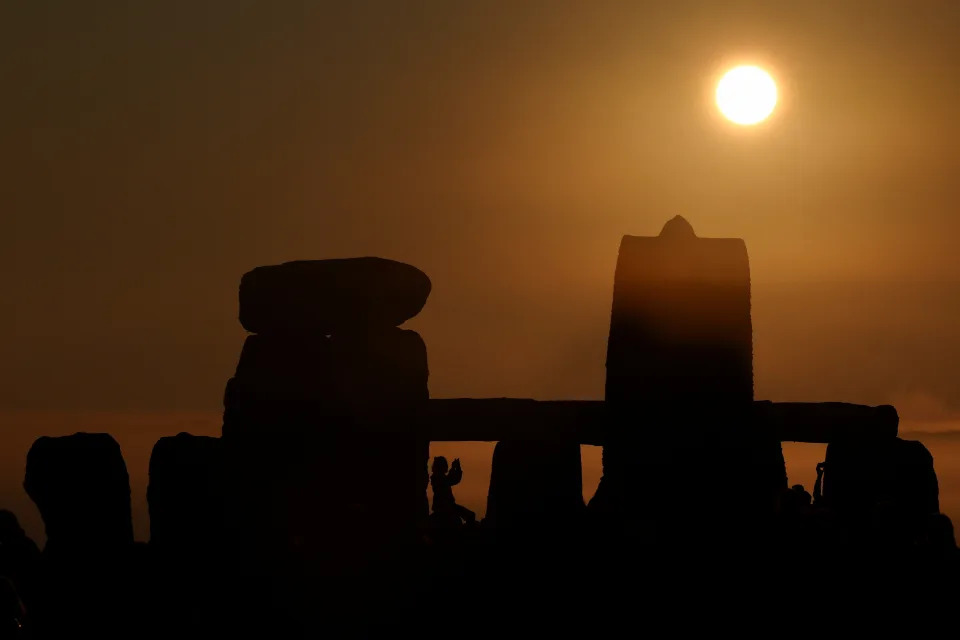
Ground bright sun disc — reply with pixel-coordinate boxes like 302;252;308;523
716;65;777;125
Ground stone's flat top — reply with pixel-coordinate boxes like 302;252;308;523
241;257;430;293
238;257;431;334
25;432;131;491
623;216;746;247
23;432;134;546
247;257;422;274
615;232;750;285
26;432;127;465
149;432;221;476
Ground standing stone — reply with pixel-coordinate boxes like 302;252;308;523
147;434;227;638
221;259;432;587
822;438;939;516
224;328;429;432
484;440;585;532
147;433;224;554
23;433;144;639
605;215;753;416
24;433;133;556
593;217;784;538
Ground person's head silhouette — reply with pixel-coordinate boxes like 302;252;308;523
432;457;448;475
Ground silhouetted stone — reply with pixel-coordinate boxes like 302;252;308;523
222;324;430;566
593;218;780;538
23;433;133;556
238;258;431;335
147;433;224;553
605;216;753;416
146;434;228;639
222;304;431;588
23;434;147;640
484;440;585;531
223;328;428;431
591;428;785;545
822;437;939;516
755;401;899;442
223;426;428;576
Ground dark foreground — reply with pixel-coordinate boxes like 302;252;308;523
2;506;957;639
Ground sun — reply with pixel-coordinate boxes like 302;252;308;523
716;65;778;125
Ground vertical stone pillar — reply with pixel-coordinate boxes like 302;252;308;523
23;433;142;637
24;433;133;557
604;216;753;415
485;439;585;532
147;433;224;556
593;217;784;538
220;258;431;580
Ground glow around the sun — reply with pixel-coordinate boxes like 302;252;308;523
715;65;778;125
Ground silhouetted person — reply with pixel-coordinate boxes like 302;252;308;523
430;457;475;526
813;462;826;507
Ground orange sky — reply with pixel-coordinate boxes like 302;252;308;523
3;2;959;417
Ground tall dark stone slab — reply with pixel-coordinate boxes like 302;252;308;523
593;217;784;536
148;433;224;553
605;216;753;418
222;260;432;593
23;433;145;639
147;434;227;638
222;327;430;545
223;328;429;433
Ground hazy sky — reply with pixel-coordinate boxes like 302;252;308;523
3;1;960;429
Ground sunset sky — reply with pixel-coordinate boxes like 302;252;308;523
2;1;960;542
